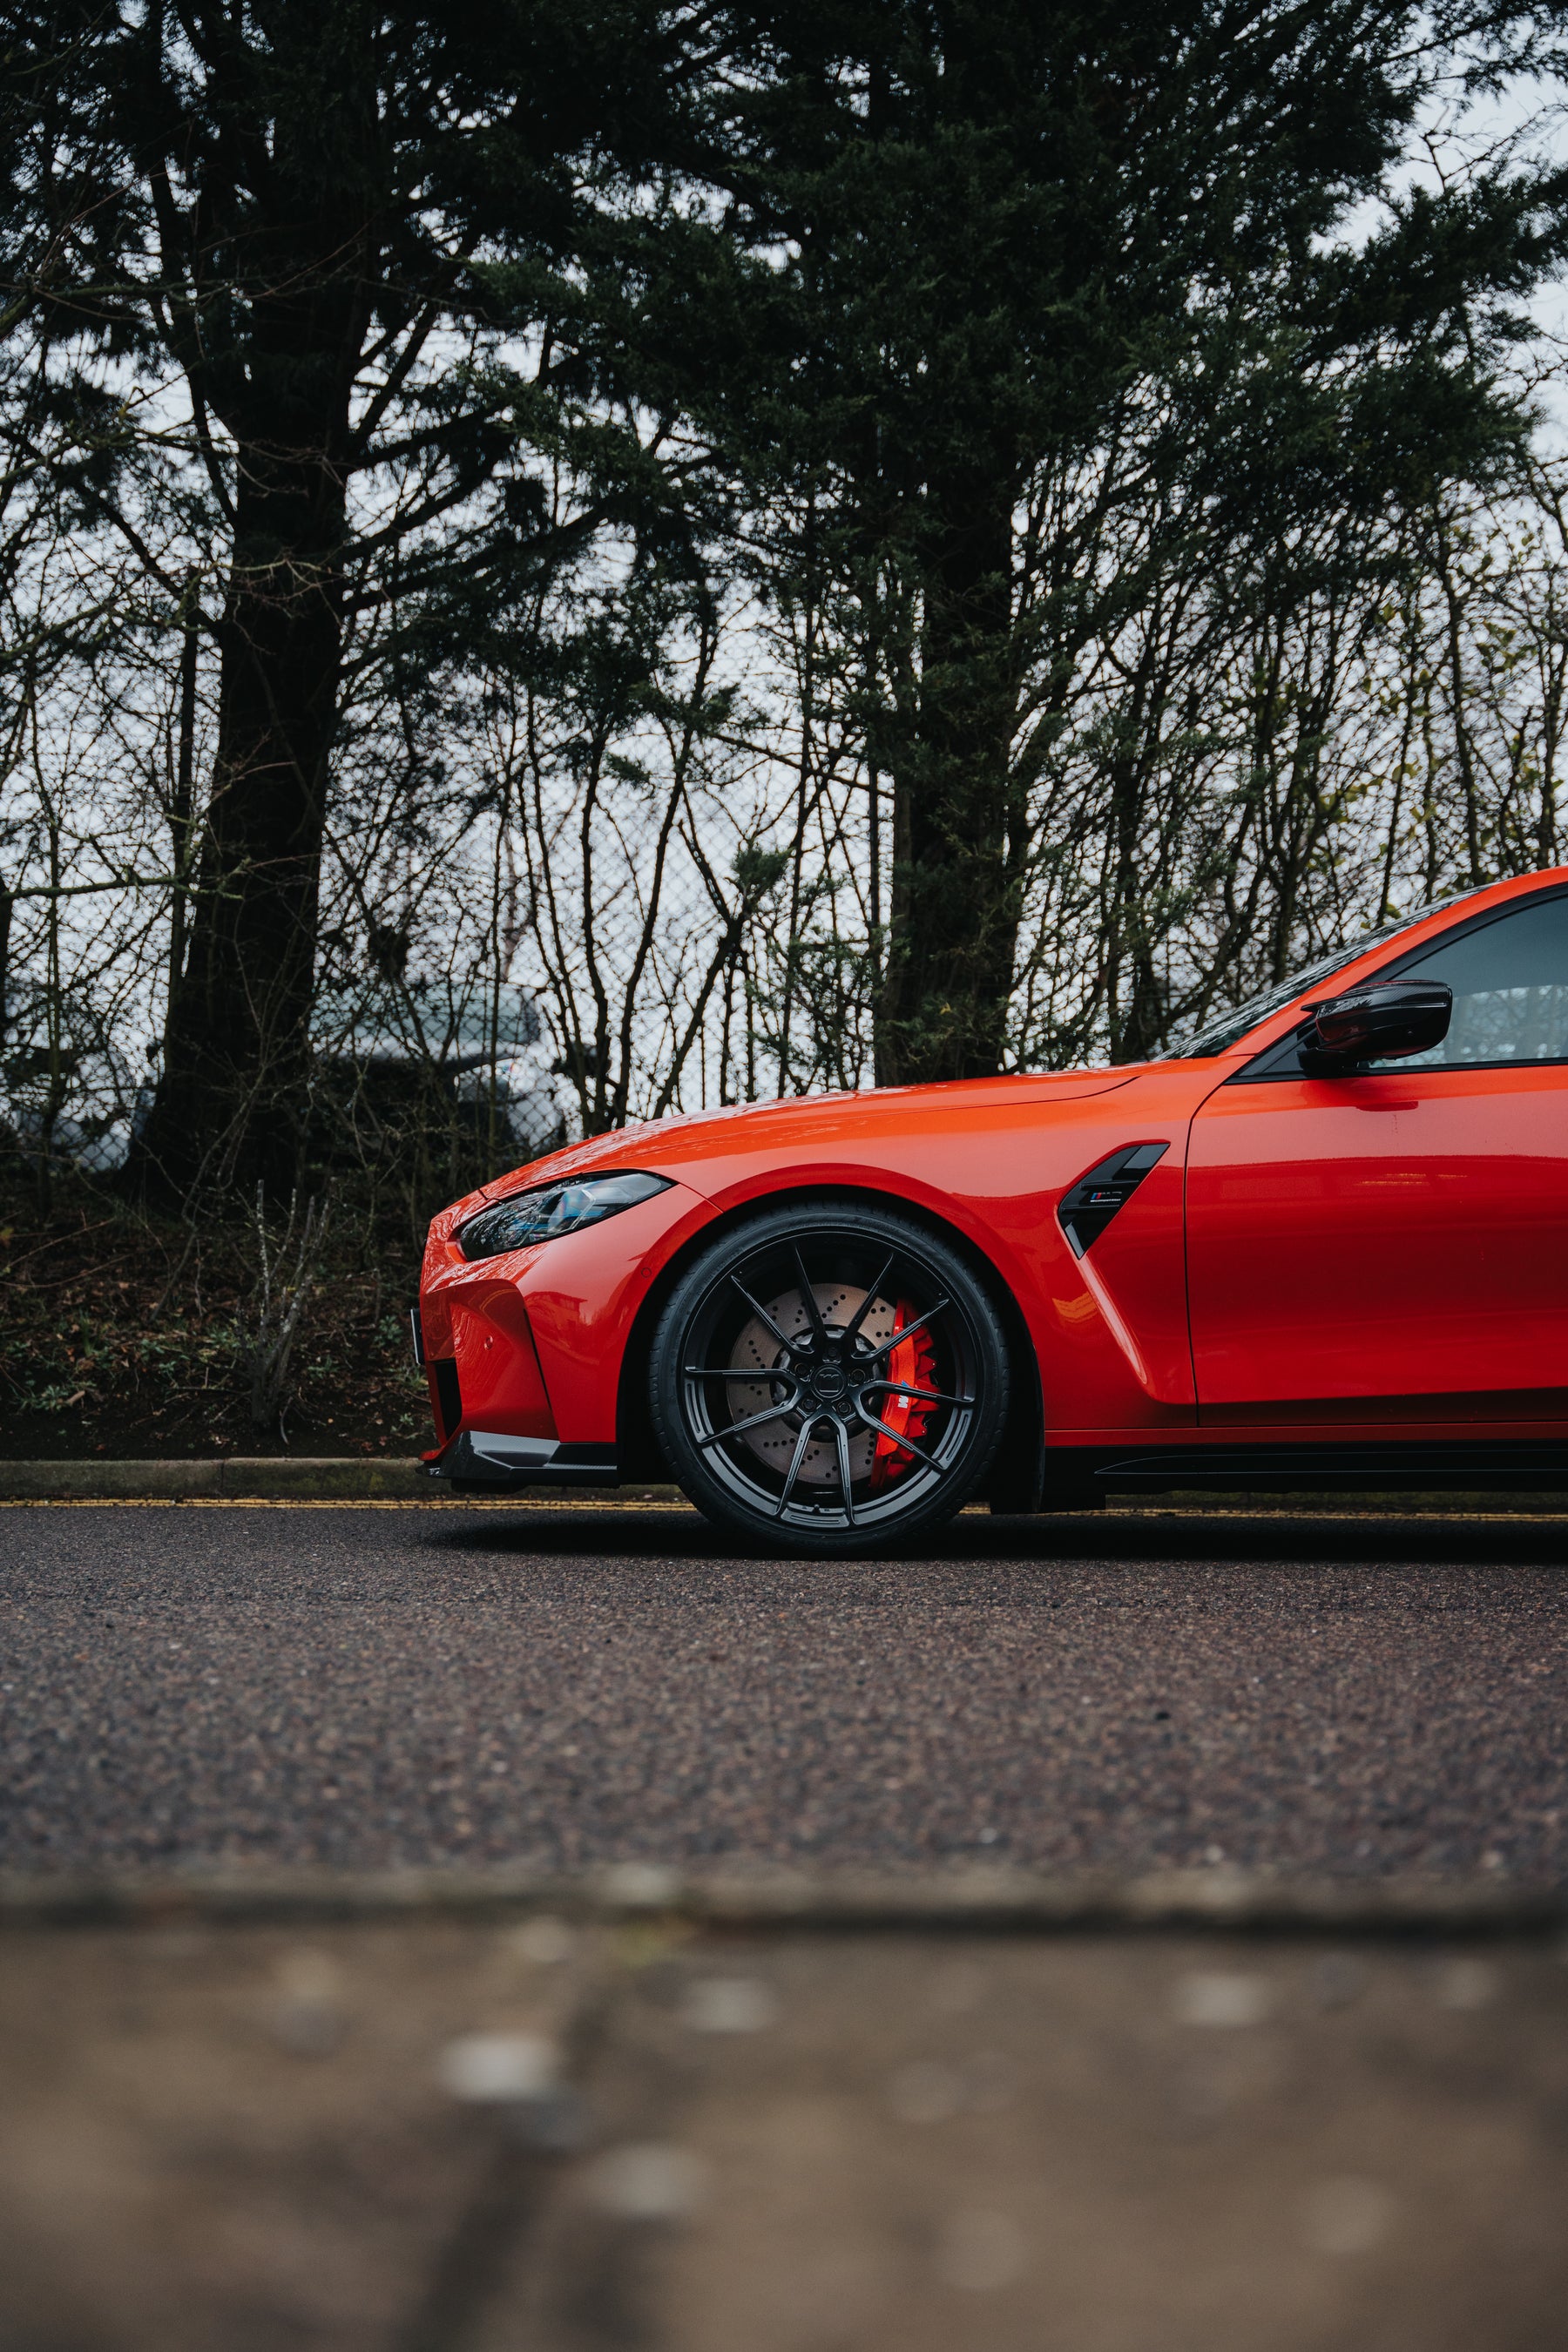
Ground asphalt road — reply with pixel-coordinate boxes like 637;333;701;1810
2;1504;1565;1880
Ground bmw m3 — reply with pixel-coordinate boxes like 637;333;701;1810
415;868;1568;1550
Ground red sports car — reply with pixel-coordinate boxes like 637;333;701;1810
415;868;1568;1550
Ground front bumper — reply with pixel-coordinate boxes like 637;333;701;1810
420;1430;619;1492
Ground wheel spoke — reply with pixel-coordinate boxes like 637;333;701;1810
697;1399;797;1450
860;1295;950;1362
859;1379;972;1409
775;1416;824;1517
791;1246;828;1347
832;1416;857;1527
841;1253;896;1348
730;1275;796;1355
689;1243;974;1524
855;1403;948;1476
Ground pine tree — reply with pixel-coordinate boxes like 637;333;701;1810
11;0;713;1189
686;0;1566;1080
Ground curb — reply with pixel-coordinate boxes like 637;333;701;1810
0;1459;687;1504
0;1863;1562;1937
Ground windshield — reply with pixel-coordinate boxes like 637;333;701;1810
314;978;540;1061
1158;889;1484;1059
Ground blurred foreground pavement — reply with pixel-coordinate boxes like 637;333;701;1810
1;1877;1565;2351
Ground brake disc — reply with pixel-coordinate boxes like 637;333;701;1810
726;1281;897;1487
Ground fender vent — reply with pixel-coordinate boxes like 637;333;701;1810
1058;1142;1169;1259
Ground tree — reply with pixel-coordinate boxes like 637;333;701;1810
686;0;1567;1080
10;0;715;1191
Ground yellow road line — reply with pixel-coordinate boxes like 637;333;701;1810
1110;1506;1568;1525
2;1498;1565;1524
0;1495;700;1511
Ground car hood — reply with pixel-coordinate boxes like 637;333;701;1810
456;1066;1135;1216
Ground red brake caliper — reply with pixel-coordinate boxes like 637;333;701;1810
868;1301;938;1491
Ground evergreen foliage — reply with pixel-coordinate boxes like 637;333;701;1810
676;0;1568;1074
0;0;1565;1181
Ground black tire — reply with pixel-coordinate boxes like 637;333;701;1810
649;1200;1011;1555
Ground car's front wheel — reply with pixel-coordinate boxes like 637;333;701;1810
649;1201;1011;1554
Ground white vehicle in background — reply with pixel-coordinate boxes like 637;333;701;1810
312;977;577;1163
451;1051;574;1159
0;981;143;1175
1;975;576;1177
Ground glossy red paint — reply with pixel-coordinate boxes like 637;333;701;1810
1187;1060;1568;1421
418;866;1568;1473
447;1278;558;1441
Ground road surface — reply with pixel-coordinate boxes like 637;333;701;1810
2;1502;1565;1879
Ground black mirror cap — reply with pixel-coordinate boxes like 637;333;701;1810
1301;980;1453;1066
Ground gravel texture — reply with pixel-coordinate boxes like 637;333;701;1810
2;1503;1565;1880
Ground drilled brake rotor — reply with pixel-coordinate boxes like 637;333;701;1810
726;1281;895;1487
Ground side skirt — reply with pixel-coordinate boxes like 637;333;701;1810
1044;1440;1568;1504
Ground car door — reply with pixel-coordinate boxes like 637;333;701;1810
1186;885;1568;1423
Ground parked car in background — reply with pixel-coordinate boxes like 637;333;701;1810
0;982;143;1175
313;977;571;1166
1;973;570;1179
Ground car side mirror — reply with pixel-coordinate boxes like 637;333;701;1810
1301;980;1452;1068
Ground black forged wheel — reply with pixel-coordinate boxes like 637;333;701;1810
649;1202;1010;1554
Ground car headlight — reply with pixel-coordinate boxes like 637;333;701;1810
456;1169;673;1262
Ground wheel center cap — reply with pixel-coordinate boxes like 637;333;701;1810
811;1359;848;1402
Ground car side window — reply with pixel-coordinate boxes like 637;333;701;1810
1368;891;1568;1067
